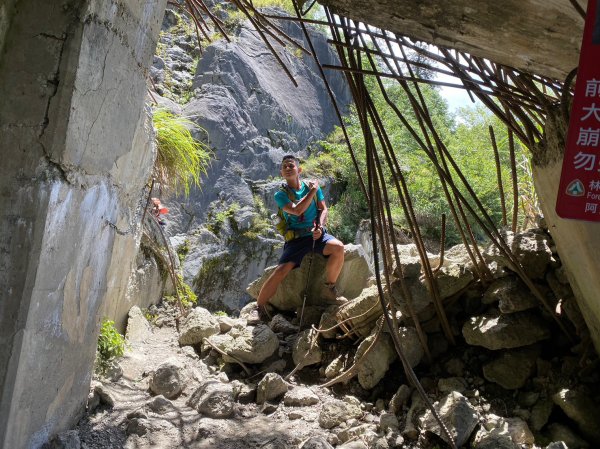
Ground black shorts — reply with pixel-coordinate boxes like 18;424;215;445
278;232;336;268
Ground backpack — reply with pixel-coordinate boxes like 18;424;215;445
273;183;317;242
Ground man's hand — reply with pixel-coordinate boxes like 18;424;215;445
312;224;323;240
307;179;320;191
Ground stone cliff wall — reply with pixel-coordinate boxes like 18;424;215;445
0;0;165;447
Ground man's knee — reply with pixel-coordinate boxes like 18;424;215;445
324;239;344;256
273;262;295;278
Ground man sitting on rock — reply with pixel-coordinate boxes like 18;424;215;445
253;154;345;321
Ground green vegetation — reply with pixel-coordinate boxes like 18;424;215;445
214;311;228;317
164;274;198;308
153;109;212;196
207;202;240;235
176;239;190;265
306;84;532;247
242;195;273;240
96;319;127;373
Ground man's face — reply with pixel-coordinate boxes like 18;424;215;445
281;159;301;178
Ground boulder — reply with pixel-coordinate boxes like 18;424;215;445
438;377;467;394
149;359;184;399
48;431;81;449
283;387;320;406
484;229;552;279
419;391;478;448
206;323;279;364
462;310;550;350
335;285;383;338
481;277;539;313
530;398;554;431
269;314;299;335
319;398;362;429
187;381;235;418
552;388;600;441
247;244;372;311
356;331;397;390
146;395;177;415
547;423;590;449
216;315;237;333
390;278;431;317
292;328;323;367
482;347;538;389
388;384;412;414
178;307;220;346
256;373;289;404
126;306;152;342
472;426;517;449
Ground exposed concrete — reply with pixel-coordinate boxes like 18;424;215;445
0;0;165;447
318;0;585;80
532;108;600;354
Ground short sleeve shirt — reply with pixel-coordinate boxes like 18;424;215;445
274;182;324;233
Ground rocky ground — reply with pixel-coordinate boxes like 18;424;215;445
48;229;600;449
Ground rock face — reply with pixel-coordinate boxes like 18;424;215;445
151;10;353;313
0;0;165;446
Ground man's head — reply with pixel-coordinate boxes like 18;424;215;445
281;155;301;178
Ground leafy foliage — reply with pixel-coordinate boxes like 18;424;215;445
153;109;212;196
96;319;127;372
308;83;533;247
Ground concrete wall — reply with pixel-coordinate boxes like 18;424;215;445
319;0;585;80
0;0;165;447
532;108;600;354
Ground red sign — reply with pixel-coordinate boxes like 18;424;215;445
556;0;600;220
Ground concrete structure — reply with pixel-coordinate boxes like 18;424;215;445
0;0;165;447
319;0;585;80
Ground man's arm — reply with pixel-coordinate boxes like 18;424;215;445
316;199;328;228
282;180;319;216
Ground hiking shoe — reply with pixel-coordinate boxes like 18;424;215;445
246;304;272;325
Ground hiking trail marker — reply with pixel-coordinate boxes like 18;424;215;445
556;0;600;221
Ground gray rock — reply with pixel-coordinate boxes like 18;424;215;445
48;431;81;449
472;426;517;449
484;229;552;279
482;347;538;389
216;315;237;333
552;388;600;441
388;384;412;414
444;358;465;377
300;437;334;449
292;328;322;367
187;381;235;418
505;417;535;445
126;305;152;342
269;314;299;334
93;383;115;408
336;424;377;443
335;285;383;338
149;359;184;399
379;412;399;432
482;277;538;313
462;310;550;350
207;323;279;364
419;391;478;448
256;373;289;404
283;386;319;406
356;331;397;390
338;442;368;449
319;399;362;429
146;395;176;414
324;353;347;379
178;307;220;345
126;418;150;436
247;244;372;311
438;377;467;393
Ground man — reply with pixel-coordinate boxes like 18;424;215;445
255;155;344;320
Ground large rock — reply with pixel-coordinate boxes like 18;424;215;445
419;391;478;448
126;306;152;343
206;323;279;364
187;381;235;418
335;285;383;338
256;373;289;404
292;328;323;367
284;387;320;406
482;277;539;313
149;359;185;399
247;244;372;311
356;331;397;390
178;307;220;346
552;388;600;442
462;310;550;350
300;437;334;449
484;229;553;279
319;398;362;429
482;347;538;389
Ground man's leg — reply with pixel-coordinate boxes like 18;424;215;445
323;238;344;285
257;262;296;307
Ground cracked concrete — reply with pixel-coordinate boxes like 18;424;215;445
0;1;166;447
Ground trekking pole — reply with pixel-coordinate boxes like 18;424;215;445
298;209;322;330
